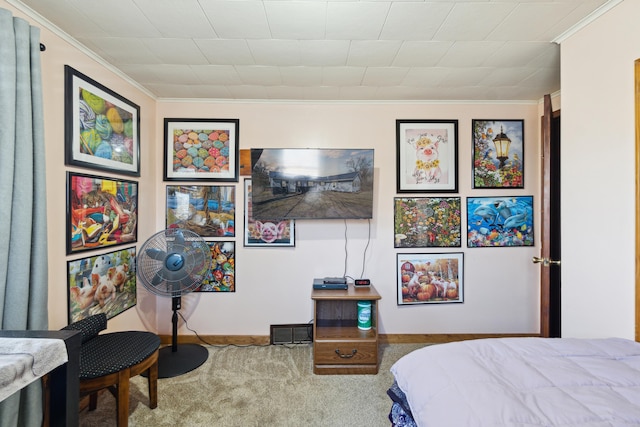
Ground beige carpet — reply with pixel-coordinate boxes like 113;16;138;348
78;343;426;427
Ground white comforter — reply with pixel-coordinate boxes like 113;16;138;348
390;337;640;426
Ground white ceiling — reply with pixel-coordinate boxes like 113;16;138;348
14;0;617;102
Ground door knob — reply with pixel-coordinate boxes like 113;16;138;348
532;256;561;266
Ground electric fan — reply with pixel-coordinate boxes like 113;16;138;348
137;228;211;378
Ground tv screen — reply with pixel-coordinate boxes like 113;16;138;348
250;148;374;220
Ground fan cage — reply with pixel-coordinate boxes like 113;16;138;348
137;229;211;297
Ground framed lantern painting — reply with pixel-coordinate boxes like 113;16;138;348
472;119;524;188
397;252;464;305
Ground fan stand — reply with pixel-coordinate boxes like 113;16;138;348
156;296;209;379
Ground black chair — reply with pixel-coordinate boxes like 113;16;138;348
62;313;160;427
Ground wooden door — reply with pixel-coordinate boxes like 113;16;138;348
538;94;562;338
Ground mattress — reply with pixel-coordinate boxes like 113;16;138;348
390;337;640;426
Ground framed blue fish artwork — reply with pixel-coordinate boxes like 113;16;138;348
467;196;534;247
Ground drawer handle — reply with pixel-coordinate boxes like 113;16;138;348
335;349;357;358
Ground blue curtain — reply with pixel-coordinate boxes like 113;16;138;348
0;7;49;427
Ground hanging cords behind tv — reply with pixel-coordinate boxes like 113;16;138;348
342;218;372;280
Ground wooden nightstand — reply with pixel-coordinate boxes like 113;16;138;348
311;284;381;374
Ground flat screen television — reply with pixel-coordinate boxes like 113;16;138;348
250;148;374;220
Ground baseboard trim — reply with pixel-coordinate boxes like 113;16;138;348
159;333;539;346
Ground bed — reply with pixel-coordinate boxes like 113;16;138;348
388;337;640;426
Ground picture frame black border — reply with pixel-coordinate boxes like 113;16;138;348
64;65;141;177
163;118;240;182
243;178;295;247
66;245;137;324
66;171;138;255
466;195;535;248
471;119;525;189
396;119;459;193
396;252;464;305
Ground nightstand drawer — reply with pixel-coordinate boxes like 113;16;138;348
314;341;378;365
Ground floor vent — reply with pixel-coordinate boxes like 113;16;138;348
270;324;313;345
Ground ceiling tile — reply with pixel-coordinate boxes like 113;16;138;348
362;67;409;86
264;1;327;39
235;66;282;85
195;39;255;65
437;42;505;67
380;2;454;40
279;67;324;86
325;2;390;40
132;0;216;38
142;39;209;65
393;41;452;67
322;67;367;86
435;2;516;41
67;0;160;37
200;1;271;39
486;2;580;42
347;41;402;67
190;65;243;85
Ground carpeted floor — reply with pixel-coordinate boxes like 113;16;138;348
78;343;426;426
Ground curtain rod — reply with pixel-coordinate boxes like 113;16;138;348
40;43;45;52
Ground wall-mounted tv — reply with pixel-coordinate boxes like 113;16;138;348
250;148;374;220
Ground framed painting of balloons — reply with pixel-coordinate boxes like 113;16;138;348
467;196;534;247
64;65;140;176
472;119;524;188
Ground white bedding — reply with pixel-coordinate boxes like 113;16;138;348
390;337;640;426
0;338;68;401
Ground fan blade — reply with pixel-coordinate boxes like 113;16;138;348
146;248;166;261
151;271;164;286
170;229;185;251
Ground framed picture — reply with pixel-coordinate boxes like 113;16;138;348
394;197;461;248
166;185;235;238
67;246;137;323
244;179;295;247
164;118;239;182
64;65;140;176
67;172;138;254
467;196;534;247
195;241;235;292
397;252;464;305
472;119;524;188
396;120;458;193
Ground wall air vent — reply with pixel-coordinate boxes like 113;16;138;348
270;324;313;345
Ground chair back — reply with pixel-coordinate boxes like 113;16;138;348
62;313;107;343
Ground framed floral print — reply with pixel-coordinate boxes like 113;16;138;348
394;197;461;248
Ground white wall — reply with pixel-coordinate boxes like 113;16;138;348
155;101;542;336
5;0;543;337
560;0;637;339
